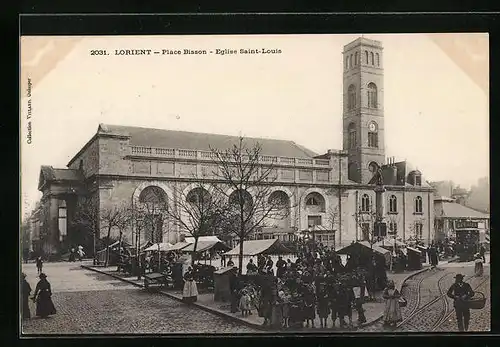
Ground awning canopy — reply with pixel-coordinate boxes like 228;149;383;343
184;236;222;244
144;242;174;252
182;240;230;253
224;239;293;257
169;242;190;251
97;240;132;253
336;241;390;257
374;239;407;249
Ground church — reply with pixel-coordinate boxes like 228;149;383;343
31;37;436;258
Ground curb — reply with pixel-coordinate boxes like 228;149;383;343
80;265;430;332
81;265;266;331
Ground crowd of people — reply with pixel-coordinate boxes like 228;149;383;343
226;243;389;329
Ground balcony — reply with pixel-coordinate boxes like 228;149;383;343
128;145;335;168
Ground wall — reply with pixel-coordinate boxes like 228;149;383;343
68;139;100;178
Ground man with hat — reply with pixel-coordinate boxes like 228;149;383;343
446;274;474;332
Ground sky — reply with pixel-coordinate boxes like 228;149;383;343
20;33;489;216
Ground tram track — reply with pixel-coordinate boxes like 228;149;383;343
396;270;452;330
430;275;490;331
397;269;489;331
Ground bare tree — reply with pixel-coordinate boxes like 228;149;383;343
355;208;378;245
100;203;131;266
72;194;100;265
165;181;230;266
326;205;339;249
209;137;294;275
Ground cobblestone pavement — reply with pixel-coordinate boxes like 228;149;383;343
21;262;258;334
359;263;490;333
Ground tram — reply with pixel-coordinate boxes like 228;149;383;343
455;228;480;262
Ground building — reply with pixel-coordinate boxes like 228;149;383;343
433;196;490;241
33;37;435;258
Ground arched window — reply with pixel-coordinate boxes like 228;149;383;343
348;122;356;149
186;187;211;206
376;53;380;66
355;51;359;65
348;163;358;181
361;194;371;212
348;84;356;110
349;55;353;69
368;121;378;148
415;196;423;213
139;186;167;206
367;82;378;108
229;189;253;213
269;191;291;228
305;192;326;213
365;51;369;64
370;52;374;65
389;195;398;213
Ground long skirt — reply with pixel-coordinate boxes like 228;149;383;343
182;280;198;303
474;262;483;277
303;304;315;320
22;297;31;319
239;294;252;311
383;298;402;324
289;304;304;326
270;304;283;328
36;295;56;318
282;303;290;318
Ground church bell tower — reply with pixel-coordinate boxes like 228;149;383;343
342;37;386;184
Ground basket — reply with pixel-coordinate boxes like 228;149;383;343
466;292;486;310
398;297;408;308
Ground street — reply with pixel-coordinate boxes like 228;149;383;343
21;262;258;334
21;260;490;334
359;261;490;333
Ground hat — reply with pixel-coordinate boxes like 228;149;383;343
454;274;464;279
39;273;47;279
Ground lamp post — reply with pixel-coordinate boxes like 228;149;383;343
374;168;386;249
308;225;316;256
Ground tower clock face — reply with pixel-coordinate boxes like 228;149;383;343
369;123;376;132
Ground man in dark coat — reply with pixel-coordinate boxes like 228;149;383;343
447;274;474;332
276;256;286;278
479;244;486;263
229;268;240;313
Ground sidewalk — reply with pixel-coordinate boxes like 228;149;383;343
82;264;429;332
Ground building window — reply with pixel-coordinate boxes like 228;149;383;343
388;222;397;235
308;215;322;227
361;194;371;212
370;52;374;65
355;51;359;65
58;206;67;238
368;122;379;148
361;223;370;241
389;195;398;213
348;123;356;149
415;196;423;214
415;174;422;186
348;84;356;110
367;82;378;108
365;51;369;64
349;55;353;69
376;53;380;66
415;222;423;240
305;192;326;212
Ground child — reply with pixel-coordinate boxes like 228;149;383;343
279;289;291;328
316;283;330;328
239;287;252;317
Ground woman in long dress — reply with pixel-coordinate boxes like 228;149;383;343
474;253;484;277
22;273;31;319
182;267;198;303
382;280;402;327
33;273;56;318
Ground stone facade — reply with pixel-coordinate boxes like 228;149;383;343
33;37;436;257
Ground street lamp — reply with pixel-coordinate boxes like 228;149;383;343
308;225;316;256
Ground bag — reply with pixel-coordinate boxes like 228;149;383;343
466;292;486;310
398;297;407;307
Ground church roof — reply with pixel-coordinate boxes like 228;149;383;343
97;124;318;159
371;160;432;188
38;166;83;190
